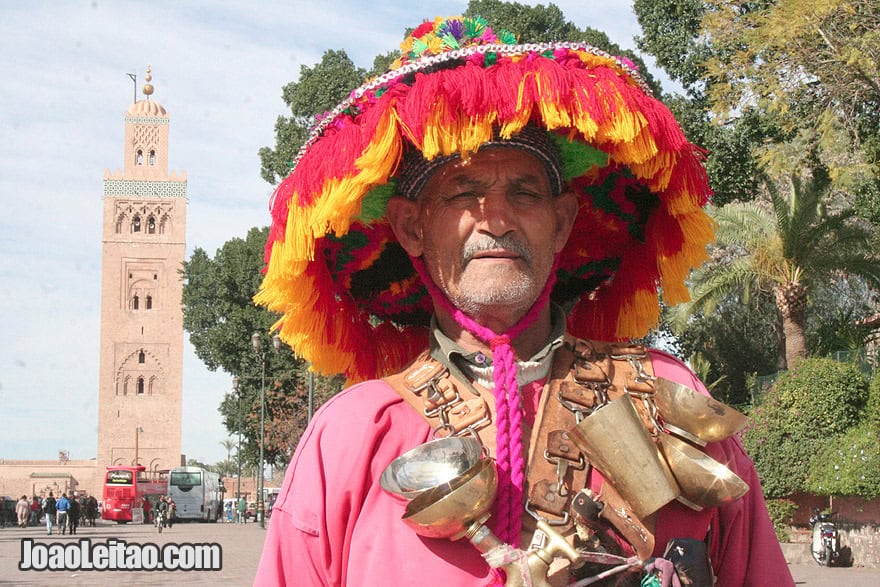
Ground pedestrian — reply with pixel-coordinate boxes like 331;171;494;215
16;495;29;528
87;495;98;527
167;498;176;528
55;493;70;535
237;496;247;524
43;493;56;536
30;496;40;527
252;14;794;587
67;495;80;535
142;496;152;524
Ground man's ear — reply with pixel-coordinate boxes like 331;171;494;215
385;195;424;257
553;190;580;253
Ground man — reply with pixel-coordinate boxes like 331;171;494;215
30;496;40;527
67;494;81;535
142;496;152;524
16;495;29;528
237;496;247;524
55;493;70;535
43;493;56;536
254;15;793;586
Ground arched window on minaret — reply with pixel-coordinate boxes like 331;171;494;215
136;149;144;165
146;295;153;310
122;375;130;396
138;351;145;364
149;150;156;165
149;376;158;395
147;215;156;234
132;295;140;310
137;377;145;395
116;213;126;234
132;215;141;233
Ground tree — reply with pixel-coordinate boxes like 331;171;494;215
259;50;370;184
182;227;342;466
742;357;868;497
671;165;880;368
635;0;880;212
701;0;880;189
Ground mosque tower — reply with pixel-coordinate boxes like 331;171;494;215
96;67;187;476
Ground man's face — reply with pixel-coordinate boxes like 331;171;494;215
389;147;578;318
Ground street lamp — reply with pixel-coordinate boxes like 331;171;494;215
134;427;143;466
232;376;242;503
252;331;280;529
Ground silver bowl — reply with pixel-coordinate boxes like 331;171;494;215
380;436;485;500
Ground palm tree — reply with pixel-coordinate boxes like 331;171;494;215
672;168;879;369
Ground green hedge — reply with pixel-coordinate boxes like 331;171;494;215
742;358;868;497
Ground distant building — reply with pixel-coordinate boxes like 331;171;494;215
0;68;186;499
96;66;187;476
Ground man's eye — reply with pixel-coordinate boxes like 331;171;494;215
446;191;479;201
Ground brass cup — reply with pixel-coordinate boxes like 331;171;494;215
403;458;498;540
653;378;749;446
658;433;749;508
380;436;485;499
569;396;679;519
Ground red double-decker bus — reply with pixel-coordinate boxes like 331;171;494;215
101;466;168;523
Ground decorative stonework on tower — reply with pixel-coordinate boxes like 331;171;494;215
96;67;186;476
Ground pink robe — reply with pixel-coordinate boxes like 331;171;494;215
255;350;793;586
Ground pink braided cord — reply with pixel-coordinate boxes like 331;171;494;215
410;256;558;547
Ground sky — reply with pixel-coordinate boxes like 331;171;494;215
0;0;676;466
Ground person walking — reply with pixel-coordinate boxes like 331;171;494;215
29;496;40;527
16;496;29;528
67;495;80;535
43;493;56;535
55;493;70;535
237;496;247;524
253;13;793;587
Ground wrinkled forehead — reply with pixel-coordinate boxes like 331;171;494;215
397;125;564;200
416;147;555;197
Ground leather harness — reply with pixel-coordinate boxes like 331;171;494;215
384;334;660;560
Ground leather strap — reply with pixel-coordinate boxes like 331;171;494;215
384;336;657;558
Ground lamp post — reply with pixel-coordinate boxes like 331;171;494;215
251;332;281;529
232;376;242;502
134;427;143;466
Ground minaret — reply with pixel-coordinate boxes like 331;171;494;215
96;67;187;476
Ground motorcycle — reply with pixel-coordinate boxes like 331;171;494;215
809;509;840;566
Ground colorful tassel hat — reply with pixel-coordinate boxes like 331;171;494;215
255;15;714;383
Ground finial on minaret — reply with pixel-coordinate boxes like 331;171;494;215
143;66;154;98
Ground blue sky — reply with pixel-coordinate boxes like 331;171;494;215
0;0;673;465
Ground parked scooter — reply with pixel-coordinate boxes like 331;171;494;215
809;509;841;566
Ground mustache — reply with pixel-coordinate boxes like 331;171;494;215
462;235;532;264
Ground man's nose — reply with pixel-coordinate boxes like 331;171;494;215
476;192;515;235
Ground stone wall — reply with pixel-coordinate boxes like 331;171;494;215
0;460;98;499
783;492;880;567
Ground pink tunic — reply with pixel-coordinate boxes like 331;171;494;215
255;350;793;586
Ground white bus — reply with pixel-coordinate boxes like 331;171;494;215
167;466;222;522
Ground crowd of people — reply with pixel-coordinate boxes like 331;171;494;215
0;492;99;535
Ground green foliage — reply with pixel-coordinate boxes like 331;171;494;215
764;498;797;542
742;358;868;497
182;227;343;466
259;50;367;184
669;291;780;406
806;423;880;499
633;0;709;91
868;374;880;434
